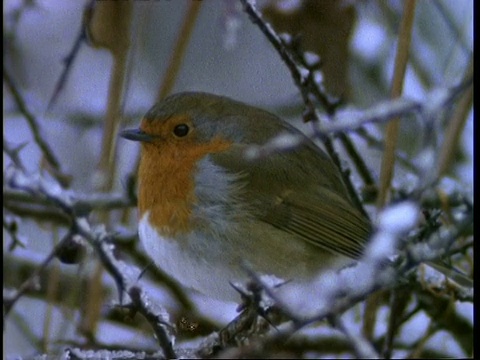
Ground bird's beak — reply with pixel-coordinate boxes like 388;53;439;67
120;128;154;142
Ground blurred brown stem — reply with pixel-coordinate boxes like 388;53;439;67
436;57;473;177
376;0;417;209
42;229;61;353
157;0;203;101
366;0;417;343
82;1;133;339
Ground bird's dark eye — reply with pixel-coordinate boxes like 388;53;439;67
173;124;189;137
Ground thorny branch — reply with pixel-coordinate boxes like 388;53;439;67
240;0;366;207
245;79;472;182
47;0;95;110
241;0;339;115
241;0;377;219
3;140;28;172
3;66;70;187
4;187;133;214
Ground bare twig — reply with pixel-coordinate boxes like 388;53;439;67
406;321;437;359
356;127;420;174
332;316;380;358
3;230;70;316
4;187;133;226
3;139;28;172
432;0;472;57
416;289;473;355
337;133;376;188
47;0;95;110
3;214;26;251
4;66;69;186
4;188;133;211
4;201;70;225
382;287;412;358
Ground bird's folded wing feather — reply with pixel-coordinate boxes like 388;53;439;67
210;144;371;259
263;190;371;259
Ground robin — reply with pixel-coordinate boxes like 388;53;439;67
121;92;371;301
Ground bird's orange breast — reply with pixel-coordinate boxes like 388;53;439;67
138;133;232;237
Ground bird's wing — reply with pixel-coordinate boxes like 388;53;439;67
263;189;370;258
210;144;371;259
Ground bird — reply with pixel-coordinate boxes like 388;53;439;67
120;92;371;301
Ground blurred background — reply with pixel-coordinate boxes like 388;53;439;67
3;0;473;358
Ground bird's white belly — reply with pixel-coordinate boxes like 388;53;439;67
138;213;244;300
138;211;340;302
